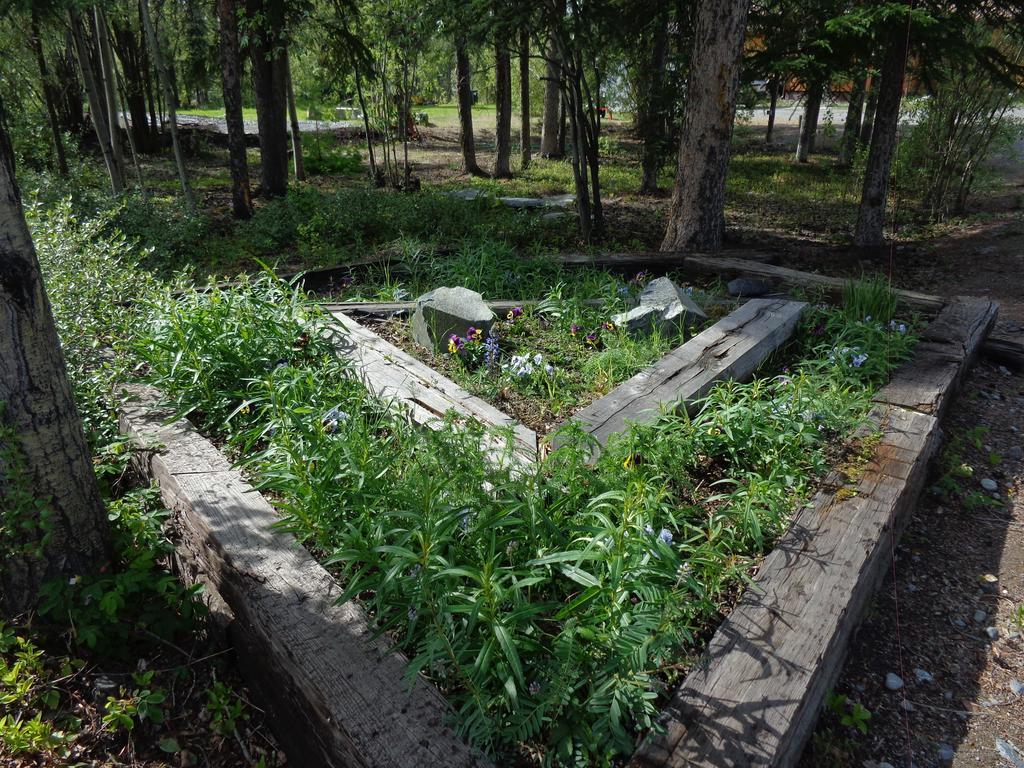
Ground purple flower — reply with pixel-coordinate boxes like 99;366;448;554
851;352;868;368
528;681;542;696
507;306;523;321
570;324;582;336
658;529;673;544
585;332;599;346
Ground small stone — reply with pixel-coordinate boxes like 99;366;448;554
999;365;1012;376
914;668;934;684
900;699;915;712
943;690;954;702
974;609;988;624
985;626;999;640
1008;445;1023;461
93;674;118;701
612;277;706;338
981;478;999;492
885;672;904;691
727;277;772;297
953;617;967;629
937;743;955;764
1010;679;1024;696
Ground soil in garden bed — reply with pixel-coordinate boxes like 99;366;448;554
366;294;734;434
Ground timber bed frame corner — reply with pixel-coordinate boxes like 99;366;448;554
118;284;997;767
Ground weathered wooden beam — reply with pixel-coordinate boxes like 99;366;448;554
981;334;1024;372
874;296;998;420
631;297;996;768
328;311;538;467
632;403;942;768
561;299;806;451
323;298;544;318
118;384;489;768
678;255;945;314
556;248;778;271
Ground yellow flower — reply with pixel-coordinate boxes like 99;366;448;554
623;455;633;469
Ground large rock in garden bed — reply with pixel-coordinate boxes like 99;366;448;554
612;277;707;337
412;287;496;350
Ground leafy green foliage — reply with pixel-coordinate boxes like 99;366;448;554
135;276;916;764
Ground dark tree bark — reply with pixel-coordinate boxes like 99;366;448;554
519;28;531;170
354;67;378;184
56;33;85;135
493;39;513;179
0;95;110;618
216;0;252;217
854;25;910;247
765;76;779;144
247;0;289;197
556;93;566;156
68;8;123;193
94;7;128;189
110;14;157;152
794;80;823;163
859;75;877;145
284;49;304;181
839;70;867;166
637;10;670;194
662;0;751;252
454;39;483;176
539;35;561;158
140;0;194;211
29;8;69;177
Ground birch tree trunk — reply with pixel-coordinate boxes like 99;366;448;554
455;40;483;176
765;77;779;144
854;25;909;248
795;80;823;163
519;29;531;170
29;8;69;177
859;75;878;144
0;96;110;618
94;7;127;189
140;0;195;212
70;8;123;193
540;36;561;157
493;40;513;179
216;0;253;218
839;71;867;166
661;0;751;252
285;50;305;181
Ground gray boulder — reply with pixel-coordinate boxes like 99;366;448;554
612;277;707;338
412;287;495;350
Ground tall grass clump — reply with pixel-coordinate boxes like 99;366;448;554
135;276;917;765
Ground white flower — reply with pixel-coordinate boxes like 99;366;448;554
533;353;543;366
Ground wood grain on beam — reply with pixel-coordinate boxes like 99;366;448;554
118;384;489;768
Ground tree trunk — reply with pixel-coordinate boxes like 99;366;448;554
0;95;110;618
94;7;128;190
794;80;823;163
839;70;867;166
661;0;751;252
140;0;195;212
110;16;156;152
519;28;531;170
68;8;123;193
638;11;670;194
247;0;288;198
540;36;561;158
216;0;252;218
56;33;85;135
454;39;483;176
854;25;910;248
765;77;779;144
354;67;378;184
29;8;69;177
284;49;304;181
557;94;567;156
859;75;877;145
493;40;512;179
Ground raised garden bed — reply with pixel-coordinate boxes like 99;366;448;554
119;269;996;768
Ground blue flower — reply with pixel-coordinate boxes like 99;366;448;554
644;524;655;535
322;405;350;432
407;607;418;621
528;680;542;696
658;528;674;544
851;352;868;368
